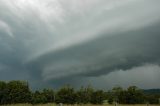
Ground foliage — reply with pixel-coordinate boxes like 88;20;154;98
107;86;147;104
0;81;31;104
31;91;47;104
55;85;76;104
0;80;160;105
90;90;105;104
42;89;55;103
76;86;94;104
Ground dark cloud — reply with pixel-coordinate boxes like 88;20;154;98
0;0;160;89
27;23;160;84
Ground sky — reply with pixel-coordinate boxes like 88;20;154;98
0;0;160;90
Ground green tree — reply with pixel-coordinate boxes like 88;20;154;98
126;86;145;104
0;81;8;104
7;81;31;104
42;88;55;103
76;86;94;104
90;90;105;104
107;86;145;104
31;91;47;104
107;90;114;104
55;85;76;104
112;86;123;103
145;94;159;104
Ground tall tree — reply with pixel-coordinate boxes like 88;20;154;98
90;90;105;104
31;90;47;104
0;81;8;104
126;86;145;104
55;85;76;104
42;88;55;103
112;86;123;103
7;81;31;104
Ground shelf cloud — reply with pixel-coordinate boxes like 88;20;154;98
0;0;160;89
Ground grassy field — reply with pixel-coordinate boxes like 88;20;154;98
1;104;160;106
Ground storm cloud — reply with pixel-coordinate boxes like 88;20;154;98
0;0;160;89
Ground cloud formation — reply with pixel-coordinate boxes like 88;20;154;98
84;64;160;89
0;0;160;89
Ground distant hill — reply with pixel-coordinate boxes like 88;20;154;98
143;89;160;94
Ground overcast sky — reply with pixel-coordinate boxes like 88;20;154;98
0;0;160;89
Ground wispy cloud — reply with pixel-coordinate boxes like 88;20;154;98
0;20;13;37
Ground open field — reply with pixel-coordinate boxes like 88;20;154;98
1;104;160;106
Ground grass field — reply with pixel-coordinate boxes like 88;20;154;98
1;104;160;106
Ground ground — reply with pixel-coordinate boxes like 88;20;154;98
1;104;160;106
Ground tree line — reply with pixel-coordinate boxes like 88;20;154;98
0;80;160;105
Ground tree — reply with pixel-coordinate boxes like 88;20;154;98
0;81;8;105
90;90;105;104
107;86;145;104
0;80;160;105
31;91;47;104
112;86;123;103
42;88;55;103
7;81;31;104
55;85;76;104
118;90;128;104
76;86;94;104
126;86;145;104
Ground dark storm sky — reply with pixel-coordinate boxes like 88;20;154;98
0;0;160;89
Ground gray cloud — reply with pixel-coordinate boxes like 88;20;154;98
83;64;160;90
0;0;160;89
28;23;160;85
